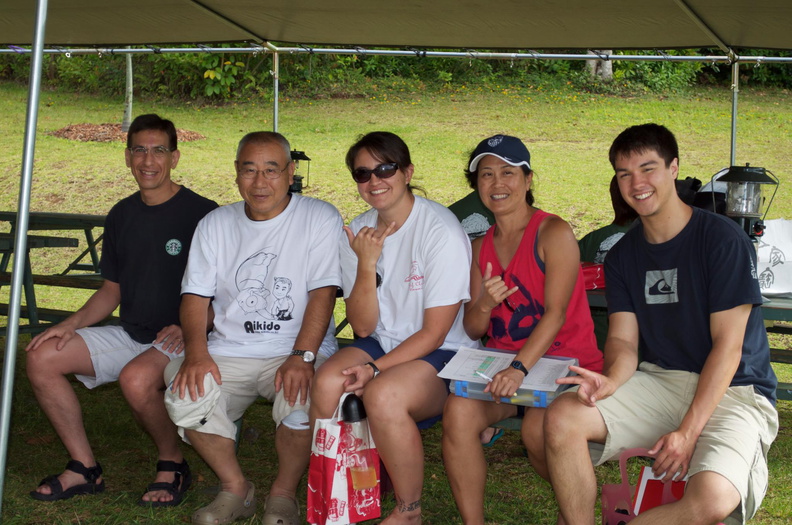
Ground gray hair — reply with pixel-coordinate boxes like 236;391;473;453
236;131;292;162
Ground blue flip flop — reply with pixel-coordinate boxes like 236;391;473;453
482;428;505;448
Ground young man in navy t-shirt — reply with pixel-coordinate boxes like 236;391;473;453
545;123;778;525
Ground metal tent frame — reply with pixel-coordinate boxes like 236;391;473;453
2;0;791;511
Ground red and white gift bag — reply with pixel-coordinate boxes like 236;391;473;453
307;394;381;525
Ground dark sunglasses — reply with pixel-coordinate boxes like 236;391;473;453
351;163;399;184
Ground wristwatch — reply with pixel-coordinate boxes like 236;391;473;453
509;360;529;376
290;349;316;364
365;361;381;377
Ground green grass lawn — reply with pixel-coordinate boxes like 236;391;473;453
1;80;791;523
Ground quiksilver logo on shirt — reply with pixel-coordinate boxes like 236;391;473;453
645;269;678;304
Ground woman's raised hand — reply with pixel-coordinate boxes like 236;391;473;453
344;221;397;268
479;262;519;311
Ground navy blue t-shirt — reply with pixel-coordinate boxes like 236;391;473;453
605;207;777;403
100;186;218;344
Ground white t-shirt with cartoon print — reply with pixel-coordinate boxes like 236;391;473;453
182;195;343;359
340;195;479;353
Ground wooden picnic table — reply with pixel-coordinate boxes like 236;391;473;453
0;211;105;275
0;231;79;329
0;211;107;334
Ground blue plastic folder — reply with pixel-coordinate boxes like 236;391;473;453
450;380;561;407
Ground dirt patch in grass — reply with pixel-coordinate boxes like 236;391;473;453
48;123;205;143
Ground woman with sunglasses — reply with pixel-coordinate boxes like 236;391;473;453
310;131;479;524
441;135;603;524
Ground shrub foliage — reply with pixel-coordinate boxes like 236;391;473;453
0;45;789;100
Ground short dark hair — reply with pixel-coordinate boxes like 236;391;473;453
126;114;178;150
609;175;638;226
346;132;423;194
608;123;679;169
464;149;535;206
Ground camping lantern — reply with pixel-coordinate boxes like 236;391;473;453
712;164;779;240
289;150;311;194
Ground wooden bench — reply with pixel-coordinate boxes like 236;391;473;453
0;232;78;251
769;346;792;401
0;270;104;333
0;303;117;334
0;271;103;290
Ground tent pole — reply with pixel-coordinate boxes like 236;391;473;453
265;42;280;133
122;48;133;132
272;51;279;132
0;0;48;508
730;59;739;165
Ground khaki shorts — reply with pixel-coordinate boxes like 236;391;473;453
164;353;328;442
588;362;778;524
75;325;175;388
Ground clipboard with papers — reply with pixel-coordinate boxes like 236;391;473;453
437;346;578;407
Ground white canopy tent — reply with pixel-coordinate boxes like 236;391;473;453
1;0;791;509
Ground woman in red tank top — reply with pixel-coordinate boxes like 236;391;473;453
442;135;603;524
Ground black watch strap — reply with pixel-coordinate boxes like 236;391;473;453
365;361;380;377
510;360;529;376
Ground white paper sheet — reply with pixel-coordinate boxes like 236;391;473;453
437;346;577;392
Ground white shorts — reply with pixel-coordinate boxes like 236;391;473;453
164;353;328;442
588;362;779;524
74;325;175;388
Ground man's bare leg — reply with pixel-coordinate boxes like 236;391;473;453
186;430;250;498
269;424;311;499
26;336;102;495
119;348;185;504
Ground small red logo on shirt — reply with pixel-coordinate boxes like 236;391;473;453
405;261;424;291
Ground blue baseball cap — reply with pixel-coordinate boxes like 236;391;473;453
469;134;531;172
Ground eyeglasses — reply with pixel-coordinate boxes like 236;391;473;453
128;146;173;158
237;165;289;180
351;163;399;184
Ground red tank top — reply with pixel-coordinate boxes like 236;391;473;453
479;209;603;372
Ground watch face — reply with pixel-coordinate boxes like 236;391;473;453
303;351;316;363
